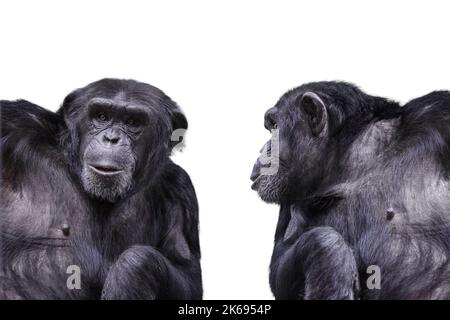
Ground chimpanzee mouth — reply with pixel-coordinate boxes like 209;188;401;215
251;177;261;190
88;164;124;176
250;169;262;190
250;171;260;182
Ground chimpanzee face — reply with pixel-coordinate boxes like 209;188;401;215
60;79;187;202
251;88;330;204
79;97;153;202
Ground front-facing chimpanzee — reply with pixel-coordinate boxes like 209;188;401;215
251;82;450;299
0;79;202;299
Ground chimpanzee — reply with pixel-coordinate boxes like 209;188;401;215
0;78;202;299
251;82;450;299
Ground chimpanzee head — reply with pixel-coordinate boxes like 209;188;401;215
59;78;187;202
250;81;400;204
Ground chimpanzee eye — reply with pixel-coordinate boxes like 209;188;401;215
273;123;278;129
97;112;108;122
126;119;135;126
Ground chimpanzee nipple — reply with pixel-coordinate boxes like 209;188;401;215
386;208;395;221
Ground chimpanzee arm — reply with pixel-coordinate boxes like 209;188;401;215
101;170;202;300
271;226;359;300
101;244;201;300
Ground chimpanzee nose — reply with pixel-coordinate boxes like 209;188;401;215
102;130;121;145
264;107;278;130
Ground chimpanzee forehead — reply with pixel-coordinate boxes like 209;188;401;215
86;89;167;113
87;96;149;113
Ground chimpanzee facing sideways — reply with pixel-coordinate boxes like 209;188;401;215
0;79;202;299
251;82;450;299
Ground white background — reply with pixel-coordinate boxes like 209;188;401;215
1;0;449;299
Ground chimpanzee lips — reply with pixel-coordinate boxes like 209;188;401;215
88;164;124;176
250;170;260;182
251;177;261;190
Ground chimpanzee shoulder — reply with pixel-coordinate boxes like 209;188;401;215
0;100;65;182
397;90;450;173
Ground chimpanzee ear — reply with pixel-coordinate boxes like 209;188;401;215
299;91;328;136
171;108;188;132
57;88;81;125
169;107;188;150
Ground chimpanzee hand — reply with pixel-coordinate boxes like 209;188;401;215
271;226;360;300
101;245;198;300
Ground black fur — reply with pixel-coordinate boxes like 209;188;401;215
252;81;450;299
0;79;202;299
